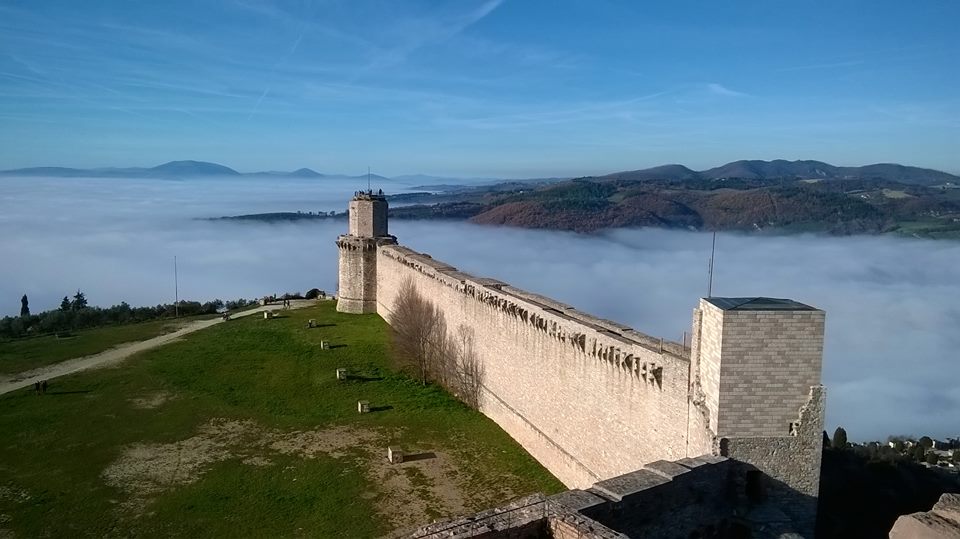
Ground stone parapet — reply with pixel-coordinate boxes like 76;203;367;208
409;455;812;538
378;244;689;369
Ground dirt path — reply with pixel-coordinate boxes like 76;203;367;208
0;300;317;396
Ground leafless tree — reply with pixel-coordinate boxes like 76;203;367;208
389;278;445;385
425;309;451;386
389;279;485;407
453;325;484;410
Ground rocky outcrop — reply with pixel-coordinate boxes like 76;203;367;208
890;493;960;538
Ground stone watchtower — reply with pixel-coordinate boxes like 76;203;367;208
688;297;826;532
335;191;396;313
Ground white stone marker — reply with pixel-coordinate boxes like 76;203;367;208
388;446;404;464
336;368;348;381
358;400;370;413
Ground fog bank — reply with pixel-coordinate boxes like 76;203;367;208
1;176;957;441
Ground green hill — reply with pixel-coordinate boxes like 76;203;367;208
390;177;960;238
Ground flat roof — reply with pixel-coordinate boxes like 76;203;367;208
703;297;817;311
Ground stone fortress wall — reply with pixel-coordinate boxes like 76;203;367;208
375;244;694;487
335;192;827;535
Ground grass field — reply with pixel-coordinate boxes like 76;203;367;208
0;301;563;537
890;219;960;239
0;316;212;376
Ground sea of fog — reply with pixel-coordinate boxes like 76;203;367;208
1;175;958;441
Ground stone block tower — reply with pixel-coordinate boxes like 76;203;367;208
688;297;826;532
336;191;396;313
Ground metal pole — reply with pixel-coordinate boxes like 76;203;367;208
174;255;179;318
707;231;716;298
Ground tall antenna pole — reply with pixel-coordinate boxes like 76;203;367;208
367;166;371;192
174;255;179;318
707;232;717;298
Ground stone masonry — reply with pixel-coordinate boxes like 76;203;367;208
335;192;827;536
890;493;960;538
410;456;809;538
336;191;396;314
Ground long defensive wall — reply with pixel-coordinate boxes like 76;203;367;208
336;191;826;531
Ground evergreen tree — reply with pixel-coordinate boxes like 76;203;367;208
71;290;88;310
823;430;831;449
60;296;71;311
19;294;29;317
832;426;848;450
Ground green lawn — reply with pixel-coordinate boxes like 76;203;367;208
0;316;212;376
0;301;562;537
889;219;960;239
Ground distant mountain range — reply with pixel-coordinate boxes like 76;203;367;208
599;160;959;186
1;159;957;187
0;160;390;181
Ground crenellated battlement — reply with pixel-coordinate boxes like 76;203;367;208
380;244;687;380
335;237;381;251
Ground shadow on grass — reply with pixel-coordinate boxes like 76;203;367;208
404;451;436;462
328;344;348;349
306;324;336;329
347;375;384;382
370;405;393;413
21;389;92;396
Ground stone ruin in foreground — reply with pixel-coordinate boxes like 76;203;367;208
337;191;827;538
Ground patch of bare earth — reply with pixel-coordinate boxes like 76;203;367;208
373;451;473;538
128;391;175;409
0;487;31;504
240;456;273;467
269;425;379;459
101;419;260;512
102;418;486;533
0;485;33;537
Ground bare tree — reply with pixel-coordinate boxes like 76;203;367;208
453;325;484;410
389;278;445;385
428;314;453;387
389;279;485;407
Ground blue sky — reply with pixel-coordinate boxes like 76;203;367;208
1;0;957;177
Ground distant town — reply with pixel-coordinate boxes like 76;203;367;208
830;427;960;471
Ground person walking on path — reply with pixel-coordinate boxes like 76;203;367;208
41;380;48;394
34;381;40;395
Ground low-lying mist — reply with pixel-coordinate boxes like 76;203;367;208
1;176;957;441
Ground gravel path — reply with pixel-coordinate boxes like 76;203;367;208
0;300;317;396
